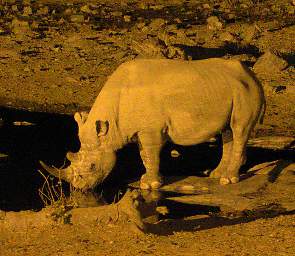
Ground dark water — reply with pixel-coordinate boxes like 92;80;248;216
0;107;294;214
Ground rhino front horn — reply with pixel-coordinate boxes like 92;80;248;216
39;161;72;182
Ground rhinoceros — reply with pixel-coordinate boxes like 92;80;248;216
41;58;265;190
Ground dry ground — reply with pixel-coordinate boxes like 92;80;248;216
0;0;295;255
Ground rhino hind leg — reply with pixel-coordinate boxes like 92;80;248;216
210;130;233;179
220;121;252;185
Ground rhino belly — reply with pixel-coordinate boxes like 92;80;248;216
167;109;230;146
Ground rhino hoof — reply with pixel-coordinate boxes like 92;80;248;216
230;177;239;184
140;182;151;190
139;181;163;190
219;177;231;185
151;181;162;189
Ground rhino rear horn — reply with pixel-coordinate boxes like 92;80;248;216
39;161;72;182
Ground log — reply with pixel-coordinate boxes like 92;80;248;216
166;194;257;211
247;136;295;150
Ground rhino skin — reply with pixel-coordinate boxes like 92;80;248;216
41;58;265;190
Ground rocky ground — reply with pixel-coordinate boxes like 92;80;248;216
0;0;295;255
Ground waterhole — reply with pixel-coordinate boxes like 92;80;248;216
0;107;294;222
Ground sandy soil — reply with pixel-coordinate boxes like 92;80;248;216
0;0;295;255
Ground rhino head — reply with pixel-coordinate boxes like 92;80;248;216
40;112;116;190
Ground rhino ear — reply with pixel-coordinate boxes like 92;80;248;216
74;112;88;127
96;120;109;137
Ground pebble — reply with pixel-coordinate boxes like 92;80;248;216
123;15;131;22
171;150;181;158
206;16;223;30
253;50;288;75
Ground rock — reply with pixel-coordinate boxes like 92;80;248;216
11;18;30;36
70;15;85;23
80;5;92;14
136;22;146;29
112;11;123;17
138;2;148;10
207;16;223;30
148;18;166;31
64;8;73;16
253;50;288;75
241;25;260;43
11;5;18;12
37;6;49;15
219;31;235;42
240;3;248;9
247;136;295;150
286;5;295;14
23;6;32;16
203;3;210;9
174;18;182;24
226;13;236;20
0;28;7;35
131;39;165;59
271;4;280;13
150;4;164;10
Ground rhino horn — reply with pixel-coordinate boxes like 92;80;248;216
39;161;73;182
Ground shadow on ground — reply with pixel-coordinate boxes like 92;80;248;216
147;208;295;235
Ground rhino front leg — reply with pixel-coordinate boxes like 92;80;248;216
138;131;164;190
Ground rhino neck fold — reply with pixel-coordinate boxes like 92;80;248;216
105;119;125;150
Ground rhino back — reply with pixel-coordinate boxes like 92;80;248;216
116;59;243;142
85;59;262;146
